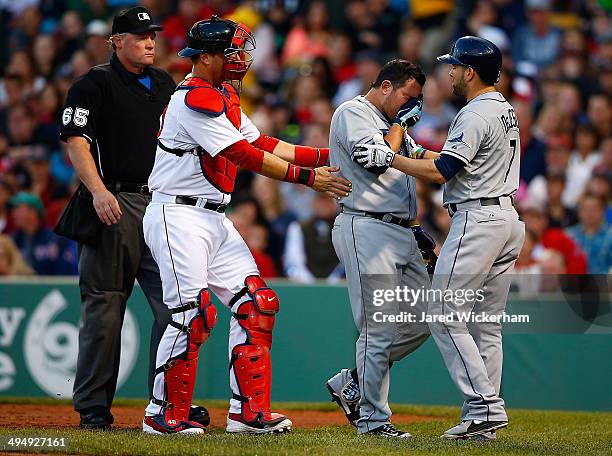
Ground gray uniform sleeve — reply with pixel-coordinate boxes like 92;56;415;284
337;105;382;159
440;110;489;165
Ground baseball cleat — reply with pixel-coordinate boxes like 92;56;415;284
142;415;206;435
442;420;507;440
226;412;292;434
363;423;412;439
326;369;360;426
468;430;497;441
188;404;210;427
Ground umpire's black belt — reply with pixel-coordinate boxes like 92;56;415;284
342;207;413;228
152;192;227;213
104;180;150;195
447;196;514;216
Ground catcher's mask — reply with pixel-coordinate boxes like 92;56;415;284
179;16;256;91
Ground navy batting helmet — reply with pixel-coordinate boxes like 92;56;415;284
437;36;502;85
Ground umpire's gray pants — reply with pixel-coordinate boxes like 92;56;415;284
428;204;524;422
73;192;171;413
332;212;430;433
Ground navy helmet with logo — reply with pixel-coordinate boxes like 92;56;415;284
179;16;256;87
437;36;502;86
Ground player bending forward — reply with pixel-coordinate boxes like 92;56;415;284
142;16;351;435
352;37;524;440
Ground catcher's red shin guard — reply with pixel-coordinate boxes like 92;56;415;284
155;289;217;425
230;276;279;423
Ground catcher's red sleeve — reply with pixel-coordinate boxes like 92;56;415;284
294;145;329;167
219;139;264;173
251;134;280;152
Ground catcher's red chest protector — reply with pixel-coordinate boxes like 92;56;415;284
181;78;243;194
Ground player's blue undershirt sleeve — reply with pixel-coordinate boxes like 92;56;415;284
434;154;466;181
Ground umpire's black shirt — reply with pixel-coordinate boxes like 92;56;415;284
59;53;175;183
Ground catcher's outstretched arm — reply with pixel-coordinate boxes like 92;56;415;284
252;135;329;167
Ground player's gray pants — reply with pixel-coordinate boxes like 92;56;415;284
428;204;524;422
332;211;430;434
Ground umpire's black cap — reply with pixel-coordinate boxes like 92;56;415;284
111;6;163;35
437;36;502;86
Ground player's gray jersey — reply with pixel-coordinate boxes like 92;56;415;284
440;91;520;205
329;96;416;218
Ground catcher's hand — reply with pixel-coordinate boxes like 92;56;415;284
354;133;395;171
411;224;437;274
312;166;352;198
395;94;423;130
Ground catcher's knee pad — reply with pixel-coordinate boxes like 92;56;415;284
229;276;279;421
154;289;217;423
230;275;279;347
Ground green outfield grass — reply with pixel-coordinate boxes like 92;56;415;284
0;399;611;455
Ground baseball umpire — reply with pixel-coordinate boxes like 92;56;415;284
141;16;350;435
353;36;525;440
58;7;208;429
325;59;436;438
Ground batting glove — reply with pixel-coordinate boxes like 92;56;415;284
353;140;396;169
395;94;423;130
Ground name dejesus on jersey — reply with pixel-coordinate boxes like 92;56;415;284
499;108;519;135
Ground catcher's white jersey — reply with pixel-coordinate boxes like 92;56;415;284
440;91;520;205
148;88;260;203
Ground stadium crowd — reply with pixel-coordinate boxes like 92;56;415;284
0;0;610;279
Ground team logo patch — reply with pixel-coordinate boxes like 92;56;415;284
341;380;360;403
137;12;151;20
448;132;464;143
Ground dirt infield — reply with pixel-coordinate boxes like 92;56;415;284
0;404;438;430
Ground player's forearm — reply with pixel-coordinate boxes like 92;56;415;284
253;136;328;167
391;154;446;184
261;152;315;186
66;136;106;193
385;124;405;152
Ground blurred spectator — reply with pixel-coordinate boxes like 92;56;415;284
282;0;331;66
587;93;611;138
545;172;578;228
161;0;213;52
584;173;612;223
526;135;572;209
515;100;547;184
565;123;602;207
8;192;77;275
252;175;297;270
84;19;111;65
520;204;587;274
566;194;612;274
332;50;383;108
0;234;34;276
511;0;562;69
57;10;84;62
284;193;340;283
0;178;14;234
32;34;59;80
245;224;278;278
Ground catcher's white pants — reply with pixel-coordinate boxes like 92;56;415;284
142;199;259;416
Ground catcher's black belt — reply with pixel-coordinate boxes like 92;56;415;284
103;180;150;195
174;195;227;213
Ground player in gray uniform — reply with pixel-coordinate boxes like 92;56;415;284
353;37;525;440
325;60;437;438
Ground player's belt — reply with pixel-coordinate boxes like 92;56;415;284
175;195;227;212
342;207;413;228
152;192;227;212
447;196;513;215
